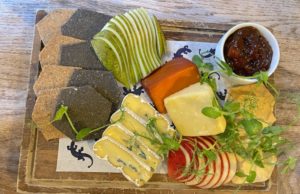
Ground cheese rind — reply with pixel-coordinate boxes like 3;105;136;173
164;83;226;136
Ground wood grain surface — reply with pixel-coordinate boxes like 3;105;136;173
0;0;299;193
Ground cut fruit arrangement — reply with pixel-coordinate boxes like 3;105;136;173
91;8;166;88
168;137;237;188
32;7;296;191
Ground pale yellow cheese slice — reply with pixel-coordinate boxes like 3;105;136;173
103;124;161;171
94;94;176;187
111;110;161;153
93;137;153;187
121;94;175;136
164;83;226;136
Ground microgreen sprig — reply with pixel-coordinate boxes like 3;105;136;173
202;98;297;175
133;117;181;157
52;105;125;141
193;53;279;96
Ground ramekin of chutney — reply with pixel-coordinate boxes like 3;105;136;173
215;23;280;85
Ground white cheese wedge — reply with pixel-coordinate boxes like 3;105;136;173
103;124;161;171
94;94;176;187
164;83;226;136
111;110;161;153
93;136;153;186
121;94;175;135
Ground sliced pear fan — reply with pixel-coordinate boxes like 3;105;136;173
91;8;166;88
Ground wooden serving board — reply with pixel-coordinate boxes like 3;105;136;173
17;10;278;193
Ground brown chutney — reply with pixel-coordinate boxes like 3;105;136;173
224;26;273;76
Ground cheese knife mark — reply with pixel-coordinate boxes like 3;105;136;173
67;141;94;168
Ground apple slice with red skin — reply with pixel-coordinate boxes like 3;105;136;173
184;137;209;186
207;136;237;185
168;139;195;182
205;136;230;188
192;137;216;188
176;139;198;182
223;151;237;184
168;136;237;187
168;144;188;180
195;136;222;189
219;139;237;184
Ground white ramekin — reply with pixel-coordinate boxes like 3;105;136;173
215;22;280;85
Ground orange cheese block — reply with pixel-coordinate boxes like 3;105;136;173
142;57;200;113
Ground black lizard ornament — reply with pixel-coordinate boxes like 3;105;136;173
199;48;216;58
67;141;94;168
173;45;192;58
123;85;144;96
216;89;227;101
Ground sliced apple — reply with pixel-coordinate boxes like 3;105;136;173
184;137;208;186
194;137;216;188
168;144;188;180
223;151;237;184
205;136;229;188
176;139;197;183
168;139;194;182
196;136;222;189
168;136;237;188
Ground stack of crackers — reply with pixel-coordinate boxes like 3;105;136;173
32;9;123;141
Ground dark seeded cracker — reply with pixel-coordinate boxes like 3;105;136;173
61;9;112;40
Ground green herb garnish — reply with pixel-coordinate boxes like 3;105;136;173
192;54;298;178
52;105;125;141
133;117;181;157
281;156;297;174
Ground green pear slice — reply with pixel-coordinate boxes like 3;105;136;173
123;12;148;77
128;10;152;73
119;15;143;82
102;23;132;85
91;8;167;88
91;36;128;86
131;9;157;71
139;8;162;65
111;16;140;84
152;15;166;57
93;29;131;87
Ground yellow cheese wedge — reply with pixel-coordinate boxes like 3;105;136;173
231;152;277;184
103;124;161;171
94;137;153;187
164;83;226;136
